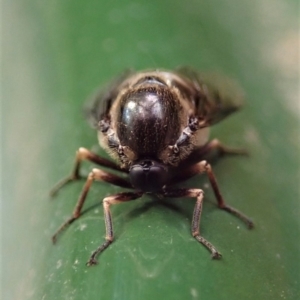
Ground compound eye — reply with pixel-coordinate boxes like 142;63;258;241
129;161;168;192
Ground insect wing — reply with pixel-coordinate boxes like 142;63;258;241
85;70;134;128
177;67;244;127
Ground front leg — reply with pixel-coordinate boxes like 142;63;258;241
52;168;132;243
50;147;125;197
163;188;221;259
87;191;143;266
171;161;254;228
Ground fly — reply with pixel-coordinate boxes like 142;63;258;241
50;67;253;266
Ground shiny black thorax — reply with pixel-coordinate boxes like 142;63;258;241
116;81;182;159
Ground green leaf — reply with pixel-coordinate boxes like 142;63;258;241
3;1;299;299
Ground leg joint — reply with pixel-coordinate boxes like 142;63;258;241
197;160;211;173
77;147;89;156
187;188;204;198
105;236;114;242
192;231;199;237
103;196;120;206
200;160;210;170
88;171;96;181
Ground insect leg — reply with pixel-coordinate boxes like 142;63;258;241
50;147;126;197
170;161;253;228
52;168;132;243
204;139;248;156
87;191;143;266
163;188;221;259
207;139;249;155
198;161;254;228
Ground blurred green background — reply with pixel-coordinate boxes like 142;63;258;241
2;0;299;299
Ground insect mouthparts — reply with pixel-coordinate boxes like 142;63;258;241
129;159;168;193
140;160;153;170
